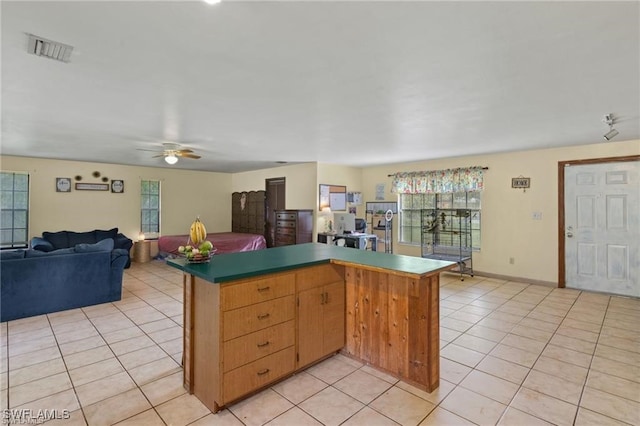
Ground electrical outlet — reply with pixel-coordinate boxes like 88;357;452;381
532;211;543;220
509;257;515;265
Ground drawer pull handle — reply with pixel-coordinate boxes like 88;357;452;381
257;341;270;348
257;286;271;292
257;313;270;320
257;368;270;376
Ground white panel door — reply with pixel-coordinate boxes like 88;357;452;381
564;161;640;297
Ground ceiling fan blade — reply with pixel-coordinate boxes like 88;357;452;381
179;153;201;159
152;154;165;158
137;148;162;152
176;149;194;154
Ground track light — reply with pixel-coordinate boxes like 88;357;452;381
604;128;619;141
165;155;178;165
602;113;619;141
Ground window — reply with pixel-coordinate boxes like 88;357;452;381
1;172;29;249
141;180;160;238
399;191;481;248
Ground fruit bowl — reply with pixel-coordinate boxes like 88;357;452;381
185;248;217;264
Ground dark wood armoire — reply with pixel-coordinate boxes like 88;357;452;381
231;191;266;236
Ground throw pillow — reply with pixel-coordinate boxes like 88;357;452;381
0;250;25;260
68;231;97;246
42;231;70;250
95;228;118;241
25;248;76;258
75;238;114;253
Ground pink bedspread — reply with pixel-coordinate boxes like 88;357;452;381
158;232;266;255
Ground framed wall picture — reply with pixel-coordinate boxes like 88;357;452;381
75;183;109;191
111;179;124;193
56;177;72;192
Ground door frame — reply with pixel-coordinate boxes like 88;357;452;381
265;177;286;248
557;154;640;287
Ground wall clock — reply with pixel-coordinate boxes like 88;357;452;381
56;177;72;192
111;180;124;193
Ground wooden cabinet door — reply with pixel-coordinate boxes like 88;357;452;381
297;282;345;368
323;281;345;354
297;287;324;368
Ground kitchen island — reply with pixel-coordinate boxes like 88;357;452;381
167;243;455;413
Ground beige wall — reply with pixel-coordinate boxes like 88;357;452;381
362;139;640;283
232;162;365;238
0;156;232;240
231;162;318;210
3;139;637;284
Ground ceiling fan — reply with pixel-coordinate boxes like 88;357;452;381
140;143;201;164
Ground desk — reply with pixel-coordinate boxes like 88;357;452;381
167;244;456;412
318;233;377;251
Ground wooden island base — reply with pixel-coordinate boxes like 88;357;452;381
172;244;453;413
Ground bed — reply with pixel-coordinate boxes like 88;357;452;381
158;232;267;257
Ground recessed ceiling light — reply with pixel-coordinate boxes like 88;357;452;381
276;161;288;164
203;0;221;5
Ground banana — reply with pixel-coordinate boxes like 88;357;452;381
189;217;207;245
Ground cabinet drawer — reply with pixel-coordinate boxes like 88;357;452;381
223;320;295;372
296;264;345;292
223;346;295;404
276;220;296;228
276;235;295;245
223;295;295;341
221;273;295;311
276;227;295;236
276;213;297;221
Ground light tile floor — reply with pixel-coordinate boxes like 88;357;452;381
1;260;639;425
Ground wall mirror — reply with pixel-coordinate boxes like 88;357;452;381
319;184;347;211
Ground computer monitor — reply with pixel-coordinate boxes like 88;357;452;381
334;213;355;234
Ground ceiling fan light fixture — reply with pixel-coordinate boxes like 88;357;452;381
165;154;178;165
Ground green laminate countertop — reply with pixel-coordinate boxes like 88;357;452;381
166;243;456;283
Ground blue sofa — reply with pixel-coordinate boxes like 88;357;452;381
31;227;133;268
0;239;128;322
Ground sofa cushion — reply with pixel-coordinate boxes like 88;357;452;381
25;248;76;258
31;237;55;252
43;231;70;250
0;250;25;260
96;228;118;241
68;231;97;247
75;238;114;253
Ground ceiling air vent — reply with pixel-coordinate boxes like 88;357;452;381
27;34;73;63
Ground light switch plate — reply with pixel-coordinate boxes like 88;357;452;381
532;211;543;220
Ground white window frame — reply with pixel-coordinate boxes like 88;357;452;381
140;179;161;239
399;191;481;249
1;171;30;249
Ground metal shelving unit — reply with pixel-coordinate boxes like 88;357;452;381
365;202;397;253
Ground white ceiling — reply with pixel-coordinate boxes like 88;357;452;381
1;1;639;173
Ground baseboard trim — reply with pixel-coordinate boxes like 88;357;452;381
471;270;558;288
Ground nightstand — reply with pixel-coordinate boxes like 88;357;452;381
133;240;151;263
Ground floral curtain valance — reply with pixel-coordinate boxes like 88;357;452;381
391;166;485;194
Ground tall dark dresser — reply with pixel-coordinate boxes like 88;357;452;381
274;209;313;246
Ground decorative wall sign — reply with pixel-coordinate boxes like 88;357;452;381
56;177;72;192
75;183;109;191
111;180;124;193
511;177;531;189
